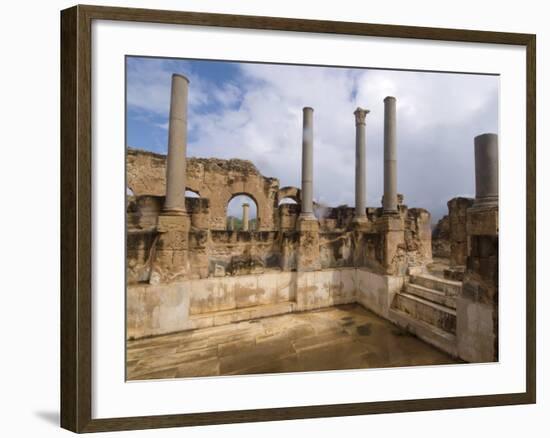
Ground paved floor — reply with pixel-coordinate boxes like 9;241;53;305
126;304;459;380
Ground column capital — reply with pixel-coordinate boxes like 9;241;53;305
354;107;370;125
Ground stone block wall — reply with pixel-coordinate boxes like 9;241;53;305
127;267;399;339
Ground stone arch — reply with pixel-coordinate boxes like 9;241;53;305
225;192;260;229
226;193;259;231
277;186;301;205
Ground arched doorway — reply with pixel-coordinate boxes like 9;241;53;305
226;194;258;231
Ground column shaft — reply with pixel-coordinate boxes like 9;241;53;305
473;133;499;208
242;203;250;231
354;108;369;218
163;74;189;214
300;107;315;219
383;96;398;214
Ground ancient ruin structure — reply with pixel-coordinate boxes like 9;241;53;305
127;73;499;366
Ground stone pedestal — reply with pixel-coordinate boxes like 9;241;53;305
150;215;191;283
457;206;498;362
297;218;321;271
376;215;405;275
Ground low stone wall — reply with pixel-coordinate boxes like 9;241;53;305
357;270;404;318
127;267;399;340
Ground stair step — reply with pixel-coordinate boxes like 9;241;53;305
392;292;456;334
410;274;461;296
388;308;458;358
405;283;456;309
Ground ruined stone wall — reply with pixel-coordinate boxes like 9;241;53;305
447;197;474;267
126;195;432;284
126;150;432;285
404;208;433;267
127;148;280;231
432;214;451;258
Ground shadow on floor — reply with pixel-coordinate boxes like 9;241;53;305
34;410;59;427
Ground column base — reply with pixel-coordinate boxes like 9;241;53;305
162;207;188;216
298;212;317;222
467;206;498;236
352;216;370;231
472;196;498;210
382;209;399;217
157;213;190;233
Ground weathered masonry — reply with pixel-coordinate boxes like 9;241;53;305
127;73;499;364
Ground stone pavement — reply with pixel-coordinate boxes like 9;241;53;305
127;304;459;380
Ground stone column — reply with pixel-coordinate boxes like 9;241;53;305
354;107;370;221
383;96;398;214
163;74;189;215
473;133;498;209
228;216;234;231
242;203;249;231
297;107;320;271
300;107;315;219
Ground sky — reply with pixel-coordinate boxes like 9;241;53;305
126;56;498;223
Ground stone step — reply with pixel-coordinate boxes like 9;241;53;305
404;283;456;310
388;308;458;358
392;292;456;334
410;274;462;296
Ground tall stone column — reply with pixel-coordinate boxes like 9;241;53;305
354;107;370;221
153;73;192;283
163;74;189;215
473;133;498;209
242;203;249;231
297;106;320;271
300;107;315;220
383;96;398;214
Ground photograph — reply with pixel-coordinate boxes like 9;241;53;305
125;56;499;380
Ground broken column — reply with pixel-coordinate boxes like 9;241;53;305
383;96;398;214
354;107;369;223
473;133;499;209
163;74;189;215
457;133;499;363
152;73;192;283
242;203;249;231
297;106;320;271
